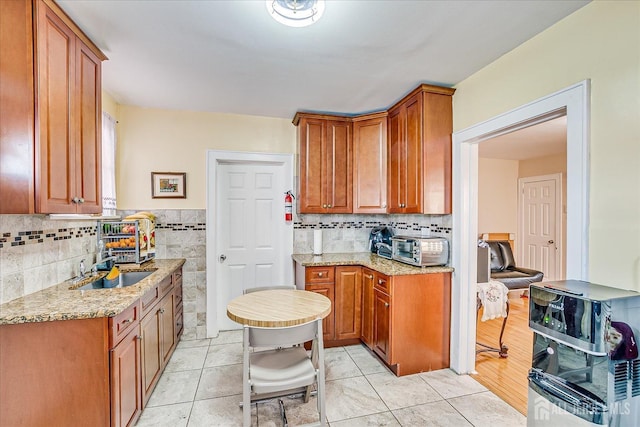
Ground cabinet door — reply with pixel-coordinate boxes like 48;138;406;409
140;310;161;404
334;266;362;341
305;283;335;341
159;292;175;366
75;39;102;213
387;107;404;213
403;94;423;213
373;289;391;363
325;120;352;213
298;117;325;213
0;0;35;214
360;269;375;347
36;2;77;213
353;116;387;213
110;326;142;427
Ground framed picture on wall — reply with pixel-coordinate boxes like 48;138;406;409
151;172;186;198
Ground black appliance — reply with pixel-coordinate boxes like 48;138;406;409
369;226;394;257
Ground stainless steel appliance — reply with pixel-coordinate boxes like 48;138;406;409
369;226;394;258
391;236;448;267
527;281;640;426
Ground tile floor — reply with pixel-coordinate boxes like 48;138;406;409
135;331;526;426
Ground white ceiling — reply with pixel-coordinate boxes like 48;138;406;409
479;116;567;161
57;0;590;120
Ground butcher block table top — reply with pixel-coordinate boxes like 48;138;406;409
227;289;331;327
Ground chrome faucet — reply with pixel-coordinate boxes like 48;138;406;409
88;256;118;275
79;259;86;278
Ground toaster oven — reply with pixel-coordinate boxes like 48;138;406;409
391;236;449;267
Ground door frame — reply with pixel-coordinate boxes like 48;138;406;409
450;80;590;374
205;150;294;337
517;173;563;281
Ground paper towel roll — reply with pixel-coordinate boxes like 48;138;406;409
313;229;323;255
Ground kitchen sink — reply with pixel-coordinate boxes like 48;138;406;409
71;270;155;290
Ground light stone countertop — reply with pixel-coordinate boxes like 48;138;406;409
292;252;454;276
0;258;185;325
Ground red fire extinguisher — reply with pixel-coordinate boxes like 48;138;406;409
284;191;294;223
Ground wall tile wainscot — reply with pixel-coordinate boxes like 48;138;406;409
0;209;206;340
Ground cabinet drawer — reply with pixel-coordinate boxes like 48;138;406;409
158;275;173;298
141;285;159;317
305;266;335;284
109;300;140;348
174;281;183;309
373;273;391;295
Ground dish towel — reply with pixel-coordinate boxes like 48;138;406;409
477;280;509;321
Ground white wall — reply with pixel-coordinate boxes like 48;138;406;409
477;158;518;236
453;1;640;290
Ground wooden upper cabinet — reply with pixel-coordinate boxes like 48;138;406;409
0;0;105;214
353;113;388;213
295;113;352;214
387;85;455;214
0;0;35;214
36;0;104;213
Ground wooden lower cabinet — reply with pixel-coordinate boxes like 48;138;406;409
0;266;183;426
360;268;375;346
373;288;391;362
141;285;176;404
111;326;142;427
377;272;451;376
305;282;335;342
300;265;362;346
334;266;362;340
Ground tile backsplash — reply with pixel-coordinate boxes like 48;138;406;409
293;213;452;254
0;210;207;340
1;209;451;340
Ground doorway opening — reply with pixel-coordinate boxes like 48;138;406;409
450;80;591;379
205;151;294;337
473;117;567;414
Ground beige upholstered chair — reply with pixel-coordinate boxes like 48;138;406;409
242;318;326;427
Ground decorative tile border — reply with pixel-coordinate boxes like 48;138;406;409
294;220;452;234
156;223;206;232
0;226;97;249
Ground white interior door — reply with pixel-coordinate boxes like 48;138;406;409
518;173;562;281
207;152;294;333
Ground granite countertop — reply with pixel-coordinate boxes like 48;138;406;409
291;252;454;276
0;258;186;325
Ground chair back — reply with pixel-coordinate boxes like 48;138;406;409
243;285;296;294
247;319;321;348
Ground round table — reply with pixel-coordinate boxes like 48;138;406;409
227;289;331;327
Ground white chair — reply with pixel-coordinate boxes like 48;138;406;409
243;285;296;294
242;318;326;427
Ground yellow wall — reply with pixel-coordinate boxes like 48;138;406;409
115;106;296;209
478;158;519;236
454;1;640;289
102;91;118;119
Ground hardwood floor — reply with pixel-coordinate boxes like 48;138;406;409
471;293;532;415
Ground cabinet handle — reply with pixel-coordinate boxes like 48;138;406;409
327;204;332;208
159;308;165;314
378;279;384;285
78;198;84;204
382;203;387;208
121;318;133;324
137;335;142;341
322;204;327;208
384;302;389;307
72;197;79;204
317;272;323;277
366;274;373;279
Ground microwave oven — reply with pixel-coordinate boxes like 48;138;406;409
391;236;449;267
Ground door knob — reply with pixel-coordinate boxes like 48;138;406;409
219;254;227;263
548;240;555;244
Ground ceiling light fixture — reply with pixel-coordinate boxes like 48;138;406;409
266;0;325;28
